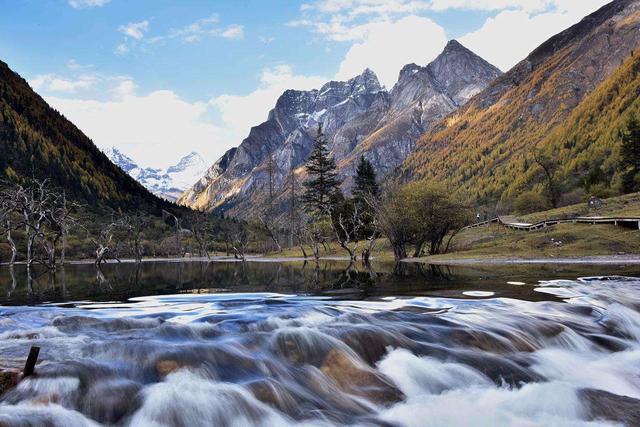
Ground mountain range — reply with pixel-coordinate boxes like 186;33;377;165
105;148;207;202
178;40;502;215
179;0;640;217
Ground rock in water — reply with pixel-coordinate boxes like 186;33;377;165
320;348;404;405
0;370;19;397
580;388;640;425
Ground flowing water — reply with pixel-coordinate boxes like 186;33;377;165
1;260;640;426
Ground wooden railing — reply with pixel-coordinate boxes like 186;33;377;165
464;216;640;231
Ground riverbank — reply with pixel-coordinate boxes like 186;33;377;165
411;254;640;265
4;252;640;267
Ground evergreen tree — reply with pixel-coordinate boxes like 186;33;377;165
620;115;640;193
353;156;379;202
352;156;379;239
302;126;340;216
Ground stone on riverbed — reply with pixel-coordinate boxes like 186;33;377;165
580;388;640;425
0;370;19;397
0;371;19;397
320;348;404;405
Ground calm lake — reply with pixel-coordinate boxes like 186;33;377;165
1;260;640;426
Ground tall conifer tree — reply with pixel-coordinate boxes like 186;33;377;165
353;156;379;202
302;125;339;216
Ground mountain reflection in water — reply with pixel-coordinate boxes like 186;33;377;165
0;261;640;426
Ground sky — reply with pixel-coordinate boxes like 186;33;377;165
0;0;611;169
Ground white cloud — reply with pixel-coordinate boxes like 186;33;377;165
299;0;596;16
32;64;325;168
120;15;243;52
30;73;96;93
113;79;137;98
160;14;220;44
336;15;447;87
119;20;150;40
68;0;110;9
211;64;327;140
45;89;226;169
114;43;129;55
221;24;245;40
295;0;611;84
460;0;610;70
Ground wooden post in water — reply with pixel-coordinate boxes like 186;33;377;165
23;346;40;377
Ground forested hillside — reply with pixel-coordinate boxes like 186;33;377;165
400;0;640;209
0;60;165;211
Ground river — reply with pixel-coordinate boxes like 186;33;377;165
0;260;639;426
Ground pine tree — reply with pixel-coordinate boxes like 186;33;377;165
352;156;378;239
620;115;640;193
353;156;379;202
302;126;340;216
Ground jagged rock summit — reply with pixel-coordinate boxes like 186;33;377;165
179;41;502;216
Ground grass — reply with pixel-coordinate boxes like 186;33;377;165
260;194;640;263
423;193;640;262
520;193;640;222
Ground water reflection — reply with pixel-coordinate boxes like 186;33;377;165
2;260;639;306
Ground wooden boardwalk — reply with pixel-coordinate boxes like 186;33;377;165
465;215;640;231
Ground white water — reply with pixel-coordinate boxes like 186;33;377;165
1;276;639;426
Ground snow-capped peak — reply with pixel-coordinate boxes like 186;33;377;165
105;147;138;173
106;148;208;202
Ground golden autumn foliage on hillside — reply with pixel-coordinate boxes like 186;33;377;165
0;60;165;210
402;52;640;208
400;0;640;209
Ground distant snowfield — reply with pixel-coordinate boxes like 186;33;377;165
105;147;207;202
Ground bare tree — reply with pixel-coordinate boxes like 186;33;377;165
288;156;297;248
257;209;283;253
532;149;561;208
297;215;331;264
38;191;81;270
0;192;18;266
162;210;183;257
121;214;151;263
328;200;363;261
54;192;80;266
186;211;212;260
230;223;253;261
11;180;57;270
256;153;284;253
90;218;126;267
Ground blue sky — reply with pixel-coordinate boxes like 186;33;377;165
0;0;610;168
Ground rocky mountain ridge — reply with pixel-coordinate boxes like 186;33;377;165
179;40;502;215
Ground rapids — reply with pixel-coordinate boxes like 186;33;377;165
1;262;640;426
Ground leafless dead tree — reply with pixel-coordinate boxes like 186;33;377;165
257;209;283;253
121;214;151;263
231;225;251;261
162;210;183;257
0;193;18;266
186;212;211;260
297;215;331;264
90;218;126;267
